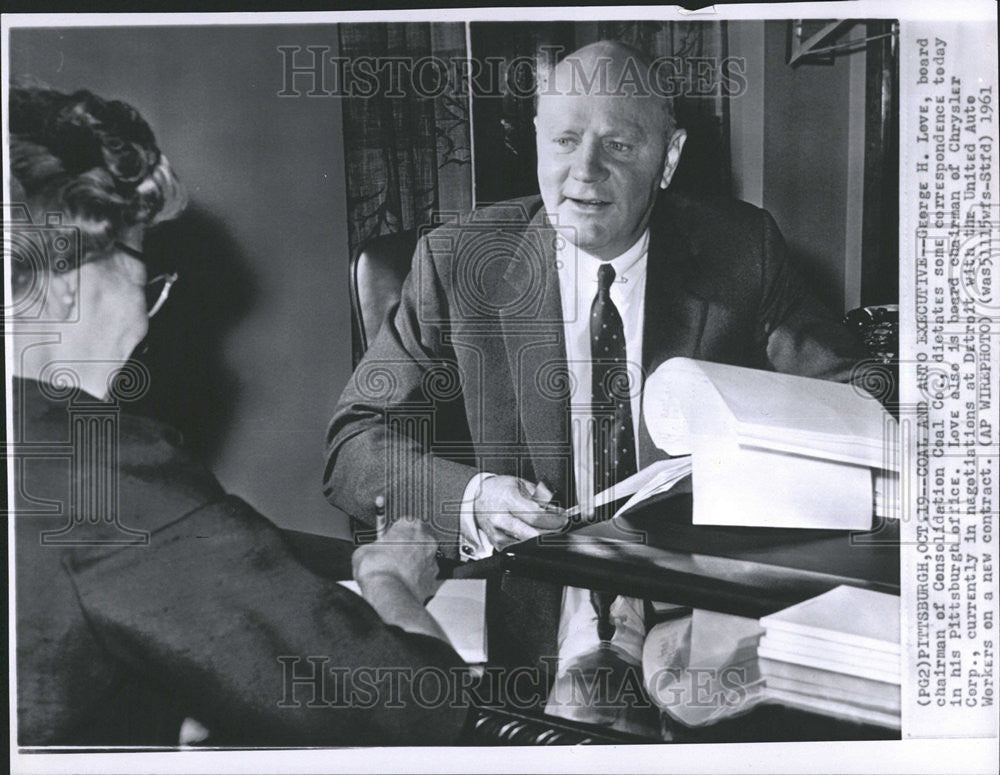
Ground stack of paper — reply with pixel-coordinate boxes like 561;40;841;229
642;358;899;530
757;586;900;729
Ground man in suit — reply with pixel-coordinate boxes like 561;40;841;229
325;41;867;691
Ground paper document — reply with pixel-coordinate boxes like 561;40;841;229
564;457;692;519
758;658;901;711
641;358;896;529
757;643;899;683
644;358;899;470
642;609;768;727
758;631;901;670
691;442;873;530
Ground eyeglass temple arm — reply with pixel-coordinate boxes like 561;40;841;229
147;273;179;319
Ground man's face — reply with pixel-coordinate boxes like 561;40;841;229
535;86;681;260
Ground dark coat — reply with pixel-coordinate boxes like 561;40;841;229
12;377;469;747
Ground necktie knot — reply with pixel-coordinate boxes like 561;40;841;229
597;263;616;298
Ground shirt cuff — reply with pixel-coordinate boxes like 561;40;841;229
459;472;496;561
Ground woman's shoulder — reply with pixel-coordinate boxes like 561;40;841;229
116;411;229;514
13;378;227;526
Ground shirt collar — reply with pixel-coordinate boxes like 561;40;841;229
555;229;649;290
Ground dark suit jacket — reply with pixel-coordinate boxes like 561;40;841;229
325;191;867;674
12;377;469;747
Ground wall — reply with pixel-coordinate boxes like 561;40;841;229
731;20;868;315
762;21;853;314
11;26;354;538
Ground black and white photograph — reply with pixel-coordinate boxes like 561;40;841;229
3;3;997;773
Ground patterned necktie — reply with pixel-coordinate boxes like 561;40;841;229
590;263;637;641
591;263;637;495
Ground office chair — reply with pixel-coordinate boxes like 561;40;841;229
349;229;420;369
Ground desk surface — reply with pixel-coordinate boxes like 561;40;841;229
502;492;900;619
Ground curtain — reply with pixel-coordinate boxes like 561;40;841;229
339;23;473;255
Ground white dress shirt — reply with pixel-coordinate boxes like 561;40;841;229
459;230;649;555
459;229;651;664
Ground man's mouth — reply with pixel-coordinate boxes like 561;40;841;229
565;196;611;211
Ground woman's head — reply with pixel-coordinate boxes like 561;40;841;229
8;86;187;397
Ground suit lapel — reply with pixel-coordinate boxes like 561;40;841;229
638;194;708;466
493;209;575;507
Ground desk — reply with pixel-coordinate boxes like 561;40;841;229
502;492;899;617
470;492;901;744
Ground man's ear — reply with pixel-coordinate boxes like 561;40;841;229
659;129;687;190
45;270;79;320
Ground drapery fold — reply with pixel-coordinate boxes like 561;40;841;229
339;22;473;256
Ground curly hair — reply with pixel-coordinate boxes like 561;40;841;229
8;86;187;300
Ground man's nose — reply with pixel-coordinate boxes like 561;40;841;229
570;137;607;183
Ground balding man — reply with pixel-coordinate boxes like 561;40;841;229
325;41;867;692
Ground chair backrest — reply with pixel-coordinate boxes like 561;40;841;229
346;229;419;543
349;229;419;368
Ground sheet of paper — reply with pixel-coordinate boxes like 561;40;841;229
760;631;900;669
875;469;900;519
758;635;900;676
565;457;692;518
608;457;693;519
758;659;901;711
689;608;765;665
757;643;899;684
691;441;874;530
642;358;731;456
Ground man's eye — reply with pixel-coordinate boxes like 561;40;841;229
553;137;576;148
606;140;632;153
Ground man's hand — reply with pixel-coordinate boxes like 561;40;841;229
353;518;441;604
473;475;568;550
